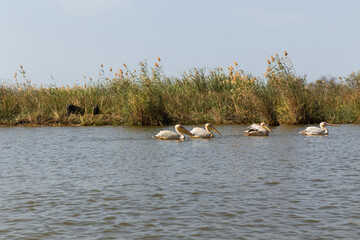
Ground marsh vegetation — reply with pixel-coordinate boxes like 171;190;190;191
1;53;360;126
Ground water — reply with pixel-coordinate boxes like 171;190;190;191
0;124;359;239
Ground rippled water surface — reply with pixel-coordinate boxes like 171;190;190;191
0;124;360;239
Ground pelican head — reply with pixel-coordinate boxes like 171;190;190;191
260;122;272;132
205;123;222;136
175;124;195;137
320;122;339;128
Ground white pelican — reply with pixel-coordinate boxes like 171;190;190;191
244;122;272;136
154;124;194;140
299;122;339;135
190;123;222;138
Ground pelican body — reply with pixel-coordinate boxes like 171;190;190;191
244;122;272;136
190;123;222;139
154;124;194;140
299;122;338;135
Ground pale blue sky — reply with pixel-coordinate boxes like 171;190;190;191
1;0;359;86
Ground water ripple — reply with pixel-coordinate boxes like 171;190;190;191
0;125;360;239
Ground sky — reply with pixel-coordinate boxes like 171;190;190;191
1;0;360;86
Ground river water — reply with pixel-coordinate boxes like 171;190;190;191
0;124;359;239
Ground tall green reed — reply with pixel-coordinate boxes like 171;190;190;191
1;55;360;126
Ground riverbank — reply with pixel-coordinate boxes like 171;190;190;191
1;53;360;126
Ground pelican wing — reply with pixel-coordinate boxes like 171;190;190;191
190;127;212;138
245;130;269;136
299;126;326;135
154;130;180;139
246;124;270;133
246;124;262;132
244;123;271;136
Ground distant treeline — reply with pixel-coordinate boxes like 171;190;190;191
1;53;360;126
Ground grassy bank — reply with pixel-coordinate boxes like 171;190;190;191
1;53;360;126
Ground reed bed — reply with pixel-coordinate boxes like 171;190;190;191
1;53;360;126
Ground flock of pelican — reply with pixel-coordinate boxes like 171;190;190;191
154;122;339;140
154;123;222;140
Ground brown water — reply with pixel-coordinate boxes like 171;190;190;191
0;124;359;239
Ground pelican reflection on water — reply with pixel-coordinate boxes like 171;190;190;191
299;122;339;135
190;123;222;139
154;124;194;140
244;122;272;136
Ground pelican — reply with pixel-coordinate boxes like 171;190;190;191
190;123;222;138
244;122;272;136
299;122;339;135
154;124;194;140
